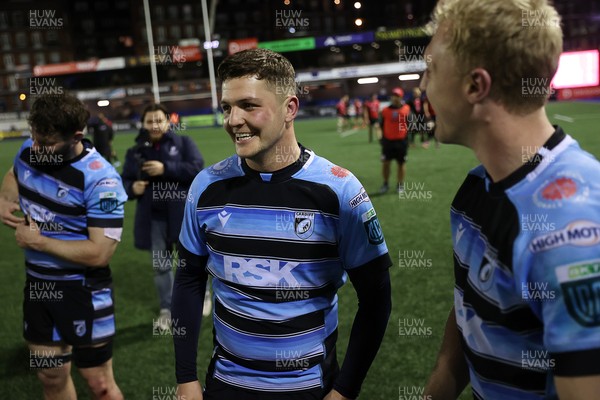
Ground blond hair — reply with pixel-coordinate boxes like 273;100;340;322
432;0;563;114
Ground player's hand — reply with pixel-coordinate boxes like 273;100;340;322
0;197;24;228
15;219;45;251
176;381;203;400
142;160;165;176
323;389;353;400
132;180;149;196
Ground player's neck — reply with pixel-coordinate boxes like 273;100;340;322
67;141;85;161
246;135;301;173
473;107;555;183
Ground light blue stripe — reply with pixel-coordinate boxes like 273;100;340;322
92;288;113;311
92;315;115;340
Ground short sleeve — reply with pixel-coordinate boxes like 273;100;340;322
525;207;600;376
336;171;390;270
85;173;127;228
13;138;33;174
178;172;209;256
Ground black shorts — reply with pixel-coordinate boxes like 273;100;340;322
369;118;379;126
23;268;115;347
381;138;408;163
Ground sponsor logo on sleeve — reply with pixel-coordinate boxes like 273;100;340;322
95;178;119;188
533;173;589;209
99;191;118;213
362;208;384;245
294;211;315;239
210;158;233;175
330;165;350;178
87;160;103;171
529;220;600;253
556;259;600;326
348;187;370;209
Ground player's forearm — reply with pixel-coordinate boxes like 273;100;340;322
334;265;392;399
31;236;116;267
424;307;469;399
173;242;208;383
0;167;19;203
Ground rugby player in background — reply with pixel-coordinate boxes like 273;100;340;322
0;93;126;399
421;0;600;398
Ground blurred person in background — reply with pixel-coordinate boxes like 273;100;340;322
121;104;205;330
364;93;381;143
422;92;439;149
422;0;600;398
336;94;350;133
378;88;411;194
89;113;117;165
407;87;425;147
353;98;365;129
0;93;126;399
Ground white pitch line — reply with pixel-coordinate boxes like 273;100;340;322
553;114;574;123
340;128;360;138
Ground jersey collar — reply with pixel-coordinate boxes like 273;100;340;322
487;126;566;195
241;143;310;183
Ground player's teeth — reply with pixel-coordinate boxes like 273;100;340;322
236;133;254;141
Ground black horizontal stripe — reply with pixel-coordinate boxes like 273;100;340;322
454;255;543;333
199;177;340;216
206;231;339;260
218;278;337;303
26;262;85;277
215;299;324;336
19;148;86;189
26;262;111;282
553;347;600;376
215;329;337;372
461;336;547;394
19;184;85;216
87;217;123;228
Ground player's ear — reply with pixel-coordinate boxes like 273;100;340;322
72;130;84;143
284;95;299;123
465;68;492;104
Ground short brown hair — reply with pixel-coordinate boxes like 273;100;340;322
432;0;563;114
217;48;297;97
28;93;90;140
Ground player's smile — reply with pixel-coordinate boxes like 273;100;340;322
234;131;256;143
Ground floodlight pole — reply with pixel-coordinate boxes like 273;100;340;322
143;0;160;104
202;0;220;126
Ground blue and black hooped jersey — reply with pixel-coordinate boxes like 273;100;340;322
179;146;391;392
451;127;600;399
13;139;127;280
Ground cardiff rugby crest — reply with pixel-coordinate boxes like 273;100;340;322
294;211;314;239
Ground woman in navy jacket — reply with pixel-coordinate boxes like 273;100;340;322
122;104;204;330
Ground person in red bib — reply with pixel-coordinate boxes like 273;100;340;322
336;95;350;133
379;88;411;194
364;93;381;143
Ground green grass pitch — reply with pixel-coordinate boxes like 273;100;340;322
0;101;599;399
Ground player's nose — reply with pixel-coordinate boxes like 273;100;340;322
228;106;245;127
